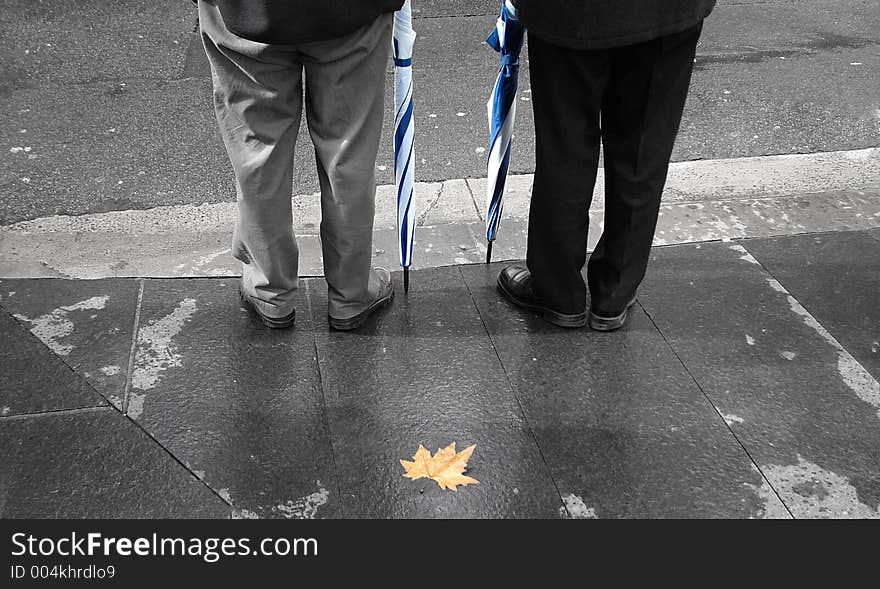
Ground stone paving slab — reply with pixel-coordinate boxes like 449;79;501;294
369;229;404;273
372;223;485;275
126;278;340;519
464;212;605;265
308;267;564;518
460;263;777;518
0;311;104;417
741;231;880;382
466;219;529;264
468;175;534;222
0;407;230;518
846;191;880;227
0;231;325;280
639;240;880;518
0;278;139;409
652;190;880;246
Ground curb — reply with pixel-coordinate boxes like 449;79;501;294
1;149;878;279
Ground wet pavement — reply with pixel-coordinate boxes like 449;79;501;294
2;0;878;523
2;229;878;519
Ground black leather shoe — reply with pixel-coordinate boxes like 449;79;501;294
497;265;587;328
588;295;638;332
239;284;296;329
328;268;395;331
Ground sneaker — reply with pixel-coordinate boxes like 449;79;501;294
588;295;638;332
239;284;296;329
328;267;395;331
496;265;587;328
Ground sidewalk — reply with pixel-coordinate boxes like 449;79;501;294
2;227;879;518
2;0;880;519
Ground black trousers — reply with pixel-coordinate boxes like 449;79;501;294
525;23;703;315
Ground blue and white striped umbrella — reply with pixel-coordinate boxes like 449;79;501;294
484;0;526;263
393;0;417;292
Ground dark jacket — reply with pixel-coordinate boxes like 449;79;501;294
209;0;405;44
516;0;716;50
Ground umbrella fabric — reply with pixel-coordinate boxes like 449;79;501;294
485;0;526;258
393;0;417;289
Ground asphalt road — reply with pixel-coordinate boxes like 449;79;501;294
0;0;878;224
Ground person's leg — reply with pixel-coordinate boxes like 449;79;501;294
200;0;303;323
588;23;703;320
524;32;608;315
299;14;393;323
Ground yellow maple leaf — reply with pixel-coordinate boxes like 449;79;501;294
400;444;433;481
400;442;479;491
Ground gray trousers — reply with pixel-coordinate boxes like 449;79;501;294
199;2;391;320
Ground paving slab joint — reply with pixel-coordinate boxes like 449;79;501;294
122;280;145;416
416;181;444;226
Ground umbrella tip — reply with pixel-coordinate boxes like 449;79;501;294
485;241;493;264
403;267;409;293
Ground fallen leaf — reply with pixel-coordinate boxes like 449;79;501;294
400;442;479;491
400;444;433;481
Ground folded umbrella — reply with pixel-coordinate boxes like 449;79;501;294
393;0;417;292
484;0;526;264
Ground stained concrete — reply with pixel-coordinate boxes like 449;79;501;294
126;279;340;519
742;231;880;382
0;278;139;409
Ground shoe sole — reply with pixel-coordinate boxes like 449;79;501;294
239;288;296;329
496;279;587;328
588;298;637;332
328;288;395;331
